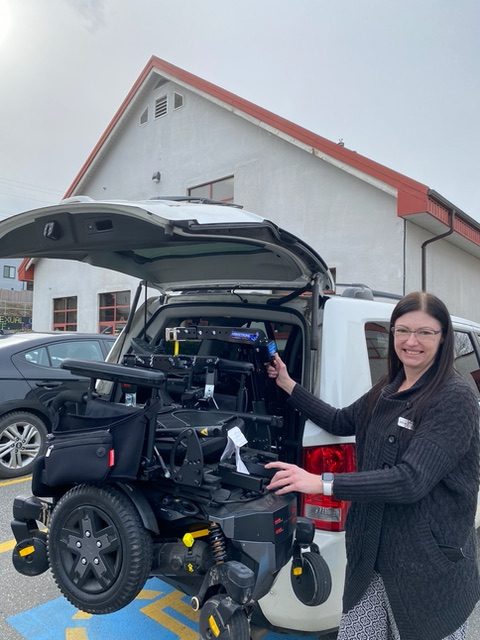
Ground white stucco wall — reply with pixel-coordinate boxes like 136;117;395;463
78;80;405;291
30;76;480;328
405;222;480;321
31;260;140;332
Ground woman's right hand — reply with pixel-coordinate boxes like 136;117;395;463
266;353;297;395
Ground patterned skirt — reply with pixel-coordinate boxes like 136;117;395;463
337;572;467;640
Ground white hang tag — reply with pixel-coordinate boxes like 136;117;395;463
398;416;414;430
227;426;248;448
220;426;250;474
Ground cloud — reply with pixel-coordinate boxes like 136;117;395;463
66;0;107;33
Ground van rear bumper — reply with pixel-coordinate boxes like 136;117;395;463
258;529;346;633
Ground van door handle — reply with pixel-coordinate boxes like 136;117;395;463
35;382;62;389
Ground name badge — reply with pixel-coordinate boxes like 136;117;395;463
398;416;414;430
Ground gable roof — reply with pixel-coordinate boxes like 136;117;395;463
64;55;480;252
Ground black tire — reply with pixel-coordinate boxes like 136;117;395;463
47;484;153;614
12;531;49;576
0;411;48;478
291;551;332;607
199;595;250;640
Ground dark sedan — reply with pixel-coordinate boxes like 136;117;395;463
0;332;114;478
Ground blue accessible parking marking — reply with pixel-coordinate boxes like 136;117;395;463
7;578;309;640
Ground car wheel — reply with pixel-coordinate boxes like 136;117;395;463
0;411;48;479
48;484;153;614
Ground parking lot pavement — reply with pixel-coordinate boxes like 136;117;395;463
0;476;477;640
7;578;329;640
1;476;328;640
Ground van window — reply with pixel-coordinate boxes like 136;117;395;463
454;331;480;396
365;322;389;385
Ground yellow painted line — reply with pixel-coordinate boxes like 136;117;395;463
0;527;47;555
0;475;35;555
136;589;163;600
0;539;15;554
0;475;32;488
142;591;199;640
72;611;93;620
65;629;89;640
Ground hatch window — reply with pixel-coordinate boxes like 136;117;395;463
454;331;480;396
364;321;389;385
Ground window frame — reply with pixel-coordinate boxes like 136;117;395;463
188;176;234;203
52;296;78;332
98;290;131;335
3;265;16;279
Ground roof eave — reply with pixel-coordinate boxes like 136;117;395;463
63;55;480;254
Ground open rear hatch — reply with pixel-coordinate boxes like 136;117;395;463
0;198;333;293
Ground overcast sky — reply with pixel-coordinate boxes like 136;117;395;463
0;0;479;221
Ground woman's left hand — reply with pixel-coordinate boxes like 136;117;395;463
265;461;323;495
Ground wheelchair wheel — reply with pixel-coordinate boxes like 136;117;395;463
48;484;153;614
199;595;250;640
12;531;49;576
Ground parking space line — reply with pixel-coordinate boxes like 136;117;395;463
66;629;89;640
0;538;15;554
0;475;31;488
142;590;199;640
72;611;93;621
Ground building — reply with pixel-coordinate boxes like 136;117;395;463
21;56;480;330
0;258;32;332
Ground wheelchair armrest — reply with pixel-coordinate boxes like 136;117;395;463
61;359;166;388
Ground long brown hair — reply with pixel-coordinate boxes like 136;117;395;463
370;291;454;420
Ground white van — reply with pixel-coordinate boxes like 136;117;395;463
2;197;479;635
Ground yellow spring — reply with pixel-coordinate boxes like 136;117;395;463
209;523;227;564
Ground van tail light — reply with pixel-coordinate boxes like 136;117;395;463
301;444;357;532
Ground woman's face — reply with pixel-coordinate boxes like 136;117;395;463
393;310;443;378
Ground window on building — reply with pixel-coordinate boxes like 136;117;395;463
3;265;16;279
98;290;131;335
155;95;168;119
139;107;148;125
188;176;234;203
173;92;184;110
53;296;77;331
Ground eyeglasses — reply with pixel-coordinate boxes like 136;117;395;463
391;326;442;341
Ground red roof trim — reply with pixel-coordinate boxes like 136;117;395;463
64;56;430;202
401;196;480;246
18;257;34;282
63;56;480;249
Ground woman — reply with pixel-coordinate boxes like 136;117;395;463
266;291;480;640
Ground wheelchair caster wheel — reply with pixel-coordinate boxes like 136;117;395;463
12;531;49;576
199;595;250;640
291;550;332;606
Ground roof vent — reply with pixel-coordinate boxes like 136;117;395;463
155;96;168;119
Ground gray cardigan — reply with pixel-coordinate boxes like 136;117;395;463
290;371;480;640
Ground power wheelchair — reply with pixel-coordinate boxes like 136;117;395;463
11;327;330;639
